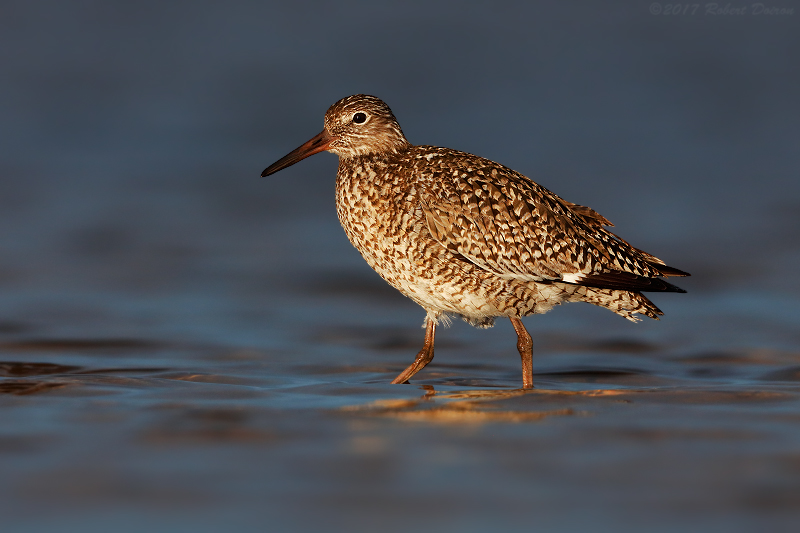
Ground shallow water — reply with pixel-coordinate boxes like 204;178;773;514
2;267;800;532
2;2;800;532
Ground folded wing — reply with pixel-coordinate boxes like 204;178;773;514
417;154;688;293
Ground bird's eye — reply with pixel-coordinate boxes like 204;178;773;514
352;112;367;124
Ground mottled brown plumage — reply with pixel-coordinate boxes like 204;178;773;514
262;94;689;389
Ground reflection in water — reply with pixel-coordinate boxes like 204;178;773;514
0;381;69;395
435;387;634;399
0;358;171;395
0;361;79;395
341;381;798;425
0;361;82;377
342;386;580;424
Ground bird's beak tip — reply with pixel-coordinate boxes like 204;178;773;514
260;130;334;177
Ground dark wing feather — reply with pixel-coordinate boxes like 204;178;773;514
648;263;690;277
570;271;687;293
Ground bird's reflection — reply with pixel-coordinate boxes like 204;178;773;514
341;385;593;424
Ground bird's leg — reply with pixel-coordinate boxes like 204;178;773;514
391;319;436;385
510;317;534;389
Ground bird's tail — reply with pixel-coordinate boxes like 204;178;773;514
564;285;663;322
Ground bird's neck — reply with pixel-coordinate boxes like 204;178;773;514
338;142;412;168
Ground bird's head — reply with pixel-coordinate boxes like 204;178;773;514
261;94;410;177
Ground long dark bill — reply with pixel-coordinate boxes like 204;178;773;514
261;130;334;177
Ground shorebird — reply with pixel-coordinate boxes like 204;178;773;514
261;94;689;389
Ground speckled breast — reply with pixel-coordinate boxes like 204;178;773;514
333;157;541;319
334;157;430;294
